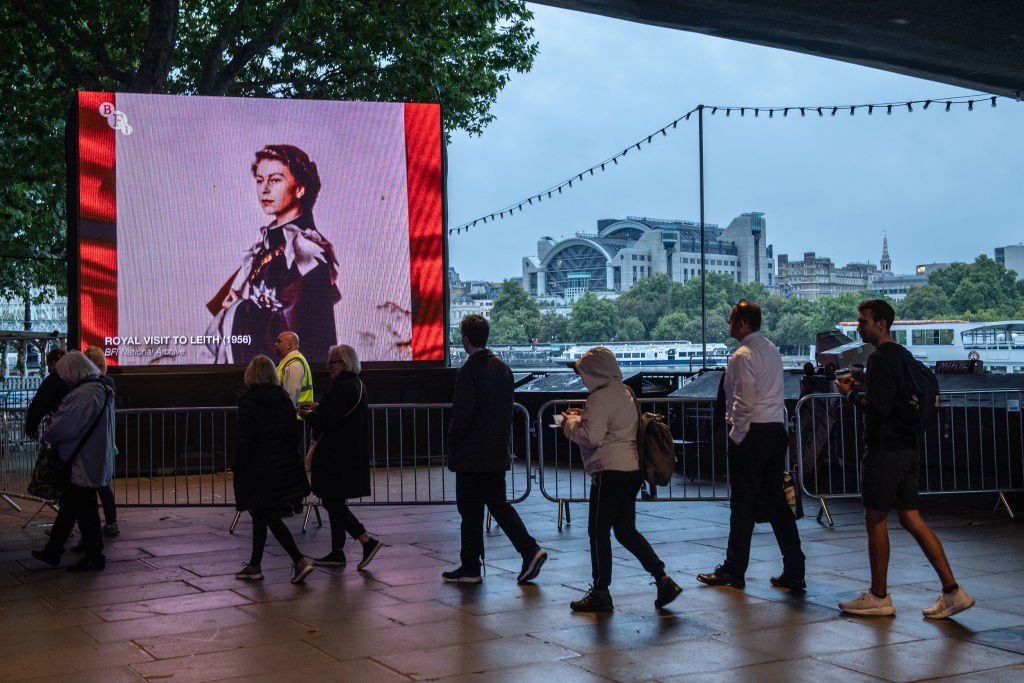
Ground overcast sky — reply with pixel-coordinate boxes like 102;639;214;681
445;3;1023;283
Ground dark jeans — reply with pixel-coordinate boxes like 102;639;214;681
723;423;805;577
248;507;303;566
322;498;367;550
456;471;538;572
98;485;116;524
46;484;103;560
588;469;665;590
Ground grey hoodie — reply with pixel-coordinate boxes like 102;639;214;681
562;346;639;475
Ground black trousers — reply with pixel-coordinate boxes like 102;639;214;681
248;507;303;566
46;484;104;560
723;423;805;577
456;471;538;572
588;469;664;589
322;498;367;550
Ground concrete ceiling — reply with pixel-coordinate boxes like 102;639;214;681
532;1;1024;98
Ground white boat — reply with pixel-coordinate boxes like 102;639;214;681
558;341;731;369
837;319;1024;373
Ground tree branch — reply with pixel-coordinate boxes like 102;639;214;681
198;0;302;95
129;0;180;92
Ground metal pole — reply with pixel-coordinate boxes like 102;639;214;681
698;105;706;370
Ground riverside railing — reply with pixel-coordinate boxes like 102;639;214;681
2;403;533;516
535;396;733;529
795;389;1023;524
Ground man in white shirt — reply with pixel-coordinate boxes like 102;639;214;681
697;300;805;591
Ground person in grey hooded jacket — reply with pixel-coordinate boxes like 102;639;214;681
30;351;115;572
561;346;681;612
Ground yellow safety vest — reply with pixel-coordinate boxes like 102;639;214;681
277;352;314;415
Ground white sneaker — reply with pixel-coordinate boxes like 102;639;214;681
839;591;895;616
923;586;975;619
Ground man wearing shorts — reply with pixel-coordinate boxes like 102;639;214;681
835;299;973;619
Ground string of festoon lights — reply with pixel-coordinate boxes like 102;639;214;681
448;92;1020;236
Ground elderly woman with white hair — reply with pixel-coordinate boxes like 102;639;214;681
299;344;382;569
31;350;115;572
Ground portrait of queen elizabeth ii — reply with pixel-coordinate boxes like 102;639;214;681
206;144;341;364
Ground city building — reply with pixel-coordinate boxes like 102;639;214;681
777;236;941;301
520;212;775;301
995;244;1024;280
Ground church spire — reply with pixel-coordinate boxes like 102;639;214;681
880;233;892;274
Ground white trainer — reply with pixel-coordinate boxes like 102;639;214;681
839;591;895;616
923;586;975;619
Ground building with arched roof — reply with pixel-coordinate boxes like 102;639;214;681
522;212;775;302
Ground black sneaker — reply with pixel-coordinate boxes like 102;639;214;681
442;566;482;584
30;549;61;567
696;565;745;588
655;575;683;609
769;573;806;592
67;555;106;572
102;522;120;537
314;550;347;567
517;548;548;584
571;586;614;612
235;564;264;580
357;538;382;571
291;557;314;584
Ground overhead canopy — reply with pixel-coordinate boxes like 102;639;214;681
533;1;1024;97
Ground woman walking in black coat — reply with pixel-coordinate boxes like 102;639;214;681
300;344;382;570
234;355;313;583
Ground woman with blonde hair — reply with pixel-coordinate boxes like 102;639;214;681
233;355;313;583
300;344;382;569
83;346;119;536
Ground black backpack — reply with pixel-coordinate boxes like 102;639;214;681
627;388;676;487
901;349;940;431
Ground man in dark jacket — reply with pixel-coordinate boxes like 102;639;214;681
24;347;69;439
443;315;546;584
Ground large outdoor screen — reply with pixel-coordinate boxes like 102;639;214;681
69;91;445;366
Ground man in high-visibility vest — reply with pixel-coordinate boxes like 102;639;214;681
274;331;314;409
274;331;315;515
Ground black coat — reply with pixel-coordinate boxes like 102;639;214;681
25;373;70;439
233;384;311;510
447;349;514;472
304;372;371;501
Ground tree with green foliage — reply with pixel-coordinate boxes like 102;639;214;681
615;316;645;341
929;256;1024;318
1;0;538;300
896;284;952;320
805;292;880;338
489;279;540;344
537;311;570;343
614;274;684;339
650;311;689;340
568;291;619;341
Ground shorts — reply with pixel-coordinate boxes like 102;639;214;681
860;449;921;512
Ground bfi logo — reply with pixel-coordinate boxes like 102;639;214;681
98;101;132;135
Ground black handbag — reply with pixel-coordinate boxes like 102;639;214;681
27;384;112;500
27;443;70;500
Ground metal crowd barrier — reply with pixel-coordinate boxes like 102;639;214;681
795;389;1024;524
2;402;533;520
535;396;733;529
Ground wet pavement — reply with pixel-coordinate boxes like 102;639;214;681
2;493;1023;681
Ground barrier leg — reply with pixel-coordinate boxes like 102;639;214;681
556;500;571;531
2;492;23;512
229;510;241;534
21;500;57;529
302;501;323;533
485;510;492;533
994;491;1016;519
815;498;834;527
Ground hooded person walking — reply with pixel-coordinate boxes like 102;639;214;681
561;346;682;612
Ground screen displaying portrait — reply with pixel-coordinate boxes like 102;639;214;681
69;91;445;366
